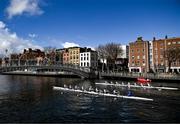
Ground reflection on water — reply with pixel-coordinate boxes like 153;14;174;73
0;75;180;123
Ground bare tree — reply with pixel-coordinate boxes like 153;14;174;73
105;42;123;72
96;45;107;72
164;47;180;73
97;42;123;72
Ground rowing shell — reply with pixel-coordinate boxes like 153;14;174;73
53;86;153;101
95;82;179;90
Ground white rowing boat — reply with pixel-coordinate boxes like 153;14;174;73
53;86;153;101
95;82;179;90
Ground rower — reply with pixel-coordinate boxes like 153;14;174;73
95;88;99;92
103;89;107;93
81;86;84;91
147;83;151;87
110;81;113;84
113;90;117;94
89;86;92;91
134;83;137;86
64;84;67;88
122;82;124;86
116;82;118;84
128;82;130;88
69;85;72;89
75;85;78;89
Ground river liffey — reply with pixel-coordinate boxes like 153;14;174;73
0;75;180;123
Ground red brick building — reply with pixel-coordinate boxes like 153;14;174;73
129;37;150;73
153;36;180;73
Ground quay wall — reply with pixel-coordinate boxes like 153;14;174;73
100;72;180;83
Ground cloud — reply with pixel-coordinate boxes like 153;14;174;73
0;21;43;55
0;21;6;29
6;0;43;19
28;33;38;38
61;42;80;48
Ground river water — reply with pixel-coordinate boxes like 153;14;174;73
0;75;180;123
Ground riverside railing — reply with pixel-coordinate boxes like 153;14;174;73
100;72;180;80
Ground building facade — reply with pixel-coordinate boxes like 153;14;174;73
80;49;98;69
62;49;69;65
129;37;149;73
17;48;45;66
68;47;85;66
55;49;64;65
129;36;180;73
152;36;180;73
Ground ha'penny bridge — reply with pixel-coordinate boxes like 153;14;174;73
0;65;98;79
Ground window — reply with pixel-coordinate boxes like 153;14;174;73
84;62;86;66
150;61;152;65
178;41;180;44
87;62;89;67
84;57;86;60
87;57;89;60
131;50;134;52
150;55;152;59
132;56;134;59
81;62;83;66
150;49;152;53
137;56;140;59
173;42;176;44
81;57;83;61
143;55;145;59
137;61;140;66
168;42;171;45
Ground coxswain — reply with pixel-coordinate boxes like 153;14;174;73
127;90;133;96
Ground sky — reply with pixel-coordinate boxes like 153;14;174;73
0;0;180;54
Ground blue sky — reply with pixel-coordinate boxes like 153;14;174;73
0;0;180;52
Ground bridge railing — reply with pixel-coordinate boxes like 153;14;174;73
0;64;92;73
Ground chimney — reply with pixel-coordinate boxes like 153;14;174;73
29;48;32;52
137;37;143;41
24;49;27;53
153;37;156;41
165;35;168;39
